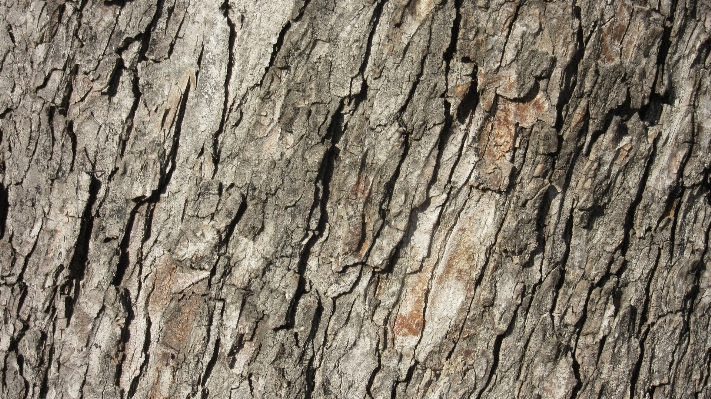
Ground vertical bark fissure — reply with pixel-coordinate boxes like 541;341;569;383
212;1;237;176
285;100;346;330
3;0;711;397
555;5;585;132
549;203;576;317
257;0;313;88
475;302;521;399
0;183;8;239
352;0;387;108
629;247;662;399
65;175;100;322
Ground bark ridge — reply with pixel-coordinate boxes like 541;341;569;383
1;0;711;398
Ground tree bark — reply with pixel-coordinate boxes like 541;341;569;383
1;0;710;398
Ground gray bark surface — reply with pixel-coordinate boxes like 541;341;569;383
1;0;711;398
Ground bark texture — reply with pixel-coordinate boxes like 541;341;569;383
1;0;711;398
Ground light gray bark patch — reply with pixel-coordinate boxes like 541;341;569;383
2;0;711;398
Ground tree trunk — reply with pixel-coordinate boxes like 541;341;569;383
1;0;710;398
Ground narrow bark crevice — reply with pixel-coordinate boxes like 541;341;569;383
37;336;54;399
666;186;685;259
567;283;596;395
629;246;662;398
138;0;166;62
0;183;8;240
475;304;519;399
455;69;479;124
653;0;677;99
200;338;221;399
284;101;346;329
34;69;61;93
64;176;101;322
550;204;576;316
0;108;11;119
111;203;140;287
629;324;651;399
58;64;78;117
351;0;387;109
497;3;521;67
691;38;711;66
167;14;187;60
104;0;134;7
105;58;125;97
365;334;382;398
212;1;237;176
396;27;431;119
511;304;538;387
153;79;191;199
684;187;711;317
126;314;151;398
258;16;295;87
365;132;410;268
3;1;710;397
114;288;134;392
570;343;583;399
299;292;323;352
442;0;461;82
195;44;205;93
117;70;137;155
555;5;583;132
621;136;658;257
6;26;15;46
392;361;418;398
220;195;247;250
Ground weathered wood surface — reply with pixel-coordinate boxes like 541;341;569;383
1;0;710;397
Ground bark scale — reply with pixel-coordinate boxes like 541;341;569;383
1;0;710;398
